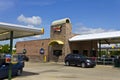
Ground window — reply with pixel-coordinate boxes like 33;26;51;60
90;50;97;57
83;50;88;56
72;50;79;54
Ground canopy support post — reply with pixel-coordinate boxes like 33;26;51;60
99;40;101;57
8;31;13;80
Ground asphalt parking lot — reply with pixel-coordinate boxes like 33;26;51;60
10;62;120;80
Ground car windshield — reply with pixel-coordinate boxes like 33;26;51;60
73;54;86;58
79;54;86;58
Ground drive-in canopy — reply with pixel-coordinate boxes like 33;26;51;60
69;31;120;44
0;22;44;41
0;22;44;80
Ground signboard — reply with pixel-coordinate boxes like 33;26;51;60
53;25;62;32
40;48;44;54
11;54;18;64
5;54;11;63
23;49;27;54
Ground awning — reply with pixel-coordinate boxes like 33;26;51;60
69;31;120;43
0;22;44;41
49;40;64;45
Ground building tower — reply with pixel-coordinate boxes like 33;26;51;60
49;18;72;61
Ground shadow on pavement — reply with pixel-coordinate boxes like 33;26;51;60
3;71;39;80
39;70;58;74
21;71;39;76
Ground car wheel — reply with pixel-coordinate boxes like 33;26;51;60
17;69;23;76
65;61;70;66
81;62;86;68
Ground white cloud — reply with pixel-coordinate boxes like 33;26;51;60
17;14;42;42
73;23;115;34
17;14;42;26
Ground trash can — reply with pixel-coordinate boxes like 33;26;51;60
114;57;120;67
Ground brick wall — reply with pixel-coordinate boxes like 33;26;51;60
69;40;98;56
16;39;50;62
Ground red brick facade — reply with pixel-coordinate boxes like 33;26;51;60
16;39;50;62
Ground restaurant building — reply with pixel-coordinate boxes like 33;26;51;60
17;18;119;62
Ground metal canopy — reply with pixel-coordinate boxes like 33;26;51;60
69;31;120;44
0;22;44;41
0;22;44;80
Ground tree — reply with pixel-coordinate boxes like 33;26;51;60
0;44;10;53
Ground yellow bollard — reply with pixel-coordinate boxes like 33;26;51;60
44;55;46;62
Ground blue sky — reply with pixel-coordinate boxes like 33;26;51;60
1;0;120;45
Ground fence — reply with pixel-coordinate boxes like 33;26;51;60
88;57;115;65
96;57;115;65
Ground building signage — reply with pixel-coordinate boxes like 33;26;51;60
53;25;62;32
5;54;11;63
11;54;18;64
40;48;44;54
23;48;27;54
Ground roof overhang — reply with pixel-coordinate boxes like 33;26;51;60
49;40;64;45
69;31;120;44
0;22;44;41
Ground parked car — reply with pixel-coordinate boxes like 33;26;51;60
0;54;25;79
17;53;29;62
64;53;96;68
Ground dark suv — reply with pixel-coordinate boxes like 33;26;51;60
64;54;96;68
